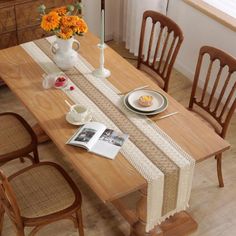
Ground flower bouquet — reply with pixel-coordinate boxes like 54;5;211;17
38;1;88;39
38;1;88;70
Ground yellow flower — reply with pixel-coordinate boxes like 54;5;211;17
61;16;78;27
74;18;88;34
52;6;68;16
41;12;60;31
58;27;73;39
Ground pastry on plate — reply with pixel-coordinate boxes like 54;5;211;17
138;95;153;107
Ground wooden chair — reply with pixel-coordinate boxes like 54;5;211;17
137;10;184;92
189;46;236;187
0;112;39;165
0;162;84;236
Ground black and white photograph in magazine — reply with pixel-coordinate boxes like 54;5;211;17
75;128;96;143
99;129;127;147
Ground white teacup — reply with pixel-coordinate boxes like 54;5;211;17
69;105;88;122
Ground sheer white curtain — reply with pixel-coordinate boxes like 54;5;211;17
122;0;168;56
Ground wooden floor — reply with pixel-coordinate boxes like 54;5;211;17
0;41;235;236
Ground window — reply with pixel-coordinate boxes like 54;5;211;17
203;0;236;18
184;0;236;31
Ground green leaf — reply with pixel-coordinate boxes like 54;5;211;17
38;4;46;14
75;1;82;10
67;4;75;12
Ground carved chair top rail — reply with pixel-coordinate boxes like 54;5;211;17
189;46;236;138
138;10;184;92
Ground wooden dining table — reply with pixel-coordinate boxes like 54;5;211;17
0;32;230;236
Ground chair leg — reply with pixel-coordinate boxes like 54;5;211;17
0;203;5;236
16;229;25;236
216;154;224;188
28;225;44;236
33;148;39;164
76;209;84;236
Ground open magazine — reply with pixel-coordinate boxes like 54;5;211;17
66;122;129;159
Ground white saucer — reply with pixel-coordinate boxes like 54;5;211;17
66;112;92;126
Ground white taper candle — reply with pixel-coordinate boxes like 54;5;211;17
101;9;105;45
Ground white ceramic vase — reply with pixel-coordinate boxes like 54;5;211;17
51;37;80;70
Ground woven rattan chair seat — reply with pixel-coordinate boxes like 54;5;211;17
189;110;221;134
0;114;32;156
10;164;76;218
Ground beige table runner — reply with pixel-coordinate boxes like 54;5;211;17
21;36;195;232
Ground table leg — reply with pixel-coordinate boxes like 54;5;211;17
131;188;198;236
32;123;50;144
131;188;163;236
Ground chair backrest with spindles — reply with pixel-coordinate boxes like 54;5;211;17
0;170;24;233
137;10;184;92
189;46;236;138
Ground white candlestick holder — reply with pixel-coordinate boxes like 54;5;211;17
92;43;111;78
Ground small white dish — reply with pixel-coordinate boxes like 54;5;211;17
127;89;164;112
66;112;92;126
54;74;69;89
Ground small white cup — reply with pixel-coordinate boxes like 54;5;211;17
42;74;55;89
69;105;88;122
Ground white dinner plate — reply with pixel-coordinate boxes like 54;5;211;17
66;112;92;126
127;89;164;112
124;91;168;115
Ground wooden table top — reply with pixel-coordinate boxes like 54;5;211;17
0;32;230;202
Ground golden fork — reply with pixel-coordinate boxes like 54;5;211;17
118;85;149;95
153;112;179;121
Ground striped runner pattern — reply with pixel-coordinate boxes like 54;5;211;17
21;36;195;232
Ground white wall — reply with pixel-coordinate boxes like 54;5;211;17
82;0;100;37
81;0;114;41
167;0;236;81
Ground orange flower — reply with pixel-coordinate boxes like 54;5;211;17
39;4;88;38
61;16;78;27
52;6;68;16
74;18;88;34
58;27;73;39
41;12;60;31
